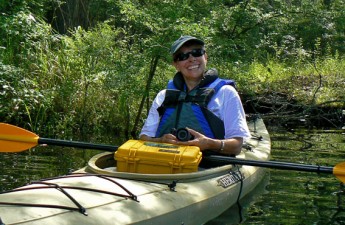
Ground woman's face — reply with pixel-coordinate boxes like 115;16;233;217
173;44;207;82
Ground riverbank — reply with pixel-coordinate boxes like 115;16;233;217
243;92;345;129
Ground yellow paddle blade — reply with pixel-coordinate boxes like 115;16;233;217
0;123;39;152
333;162;345;183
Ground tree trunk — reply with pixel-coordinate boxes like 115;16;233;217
130;56;160;138
47;0;90;34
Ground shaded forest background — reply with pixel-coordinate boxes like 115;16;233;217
1;0;344;142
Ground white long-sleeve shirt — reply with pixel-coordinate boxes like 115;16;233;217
140;84;251;140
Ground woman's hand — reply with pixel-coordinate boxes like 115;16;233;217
140;128;243;156
159;133;179;144
175;128;211;150
177;128;243;155
139;133;179;144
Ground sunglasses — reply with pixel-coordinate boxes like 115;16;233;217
174;49;206;62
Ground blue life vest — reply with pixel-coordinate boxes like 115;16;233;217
155;68;235;139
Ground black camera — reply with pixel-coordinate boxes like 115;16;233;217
171;128;194;141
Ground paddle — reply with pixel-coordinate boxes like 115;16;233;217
1;123;344;183
204;155;345;183
0;123;117;152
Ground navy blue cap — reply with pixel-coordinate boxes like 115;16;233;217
170;35;204;54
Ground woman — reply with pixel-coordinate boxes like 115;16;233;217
139;35;250;156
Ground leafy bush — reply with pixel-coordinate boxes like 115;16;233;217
1;0;345;139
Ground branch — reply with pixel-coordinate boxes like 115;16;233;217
130;55;160;138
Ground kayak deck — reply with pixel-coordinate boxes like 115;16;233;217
0;117;270;225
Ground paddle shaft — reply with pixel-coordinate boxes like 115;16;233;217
38;138;118;152
205;155;333;174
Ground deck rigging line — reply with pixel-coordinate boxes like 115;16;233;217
0;173;139;215
232;121;262;223
233;165;245;223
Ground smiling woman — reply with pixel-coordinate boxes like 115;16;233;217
139;35;251;158
171;36;207;90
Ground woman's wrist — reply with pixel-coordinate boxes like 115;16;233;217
219;140;225;152
205;138;224;152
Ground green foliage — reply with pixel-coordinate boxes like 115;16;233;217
1;0;345;139
0;63;49;131
0;10;59;133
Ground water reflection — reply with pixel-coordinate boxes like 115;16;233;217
0;147;103;192
206;126;345;224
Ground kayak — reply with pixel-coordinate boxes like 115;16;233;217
0;117;270;225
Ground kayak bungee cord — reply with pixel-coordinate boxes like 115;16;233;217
3;173;139;201
0;173;140;216
0;199;88;216
0;172;182;217
232;129;264;216
65;173;139;201
72;173;179;192
36;181;88;215
215;131;263;223
233;165;245;223
5;181;88;216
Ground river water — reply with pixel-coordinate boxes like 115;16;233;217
1;123;345;224
207;125;345;225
